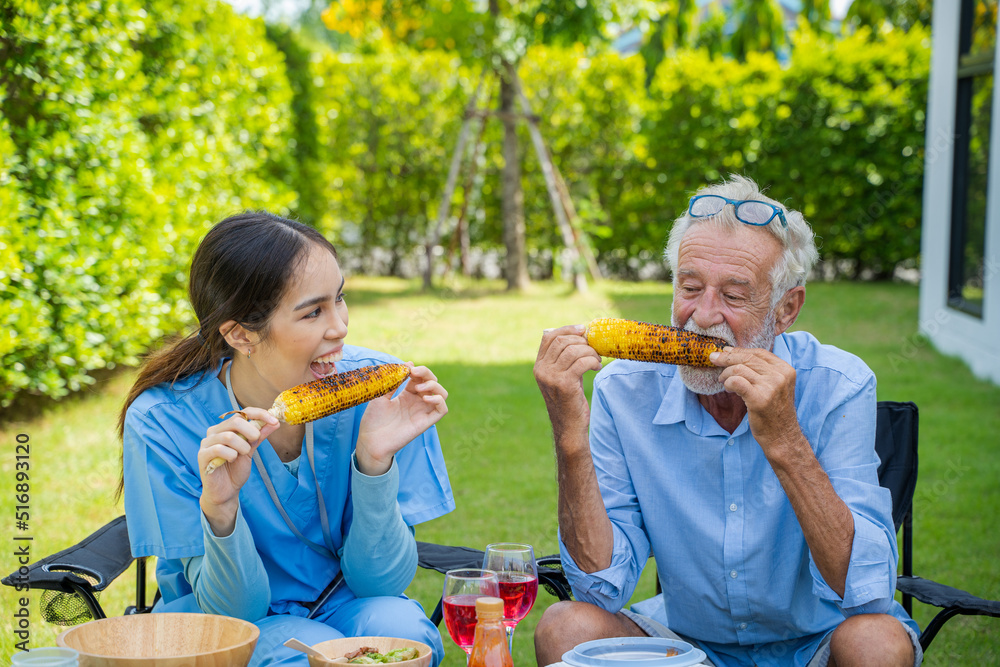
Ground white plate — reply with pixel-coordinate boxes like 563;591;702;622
561;637;708;667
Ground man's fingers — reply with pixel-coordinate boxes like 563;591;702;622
722;374;753;398
545;323;586;336
719;360;765;383
570;354;604;376
710;346;750;367
539;324;587;353
541;328;592;366
541;324;585;343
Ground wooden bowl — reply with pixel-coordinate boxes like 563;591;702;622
308;636;433;667
56;613;259;667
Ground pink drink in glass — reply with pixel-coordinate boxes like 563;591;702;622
443;594;481;653
497;572;538;628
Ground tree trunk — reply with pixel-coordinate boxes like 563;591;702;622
499;66;529;290
424;74;485;289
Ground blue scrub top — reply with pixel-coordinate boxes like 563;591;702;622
123;345;455;613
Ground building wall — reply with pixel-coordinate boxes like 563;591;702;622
919;6;1000;384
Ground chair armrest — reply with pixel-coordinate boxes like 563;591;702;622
537;555;573;603
2;516;133;596
897;575;1000;652
416;541;485;574
2;515;137;622
897;575;1000;617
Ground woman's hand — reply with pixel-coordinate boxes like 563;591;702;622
197;407;280;536
355;363;448;476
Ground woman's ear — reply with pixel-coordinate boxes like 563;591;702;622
774;286;806;335
219;321;253;356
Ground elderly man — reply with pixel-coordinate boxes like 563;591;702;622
533;176;921;667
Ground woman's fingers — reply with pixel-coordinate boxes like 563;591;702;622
206;407;278;443
406;364;437;384
404;365;448;400
198;441;243;467
420;392;449;415
205;415;258;443
198;432;252;473
412;379;449;400
243;406;279;425
200;406;279;477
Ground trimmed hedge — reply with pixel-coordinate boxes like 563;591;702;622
0;11;931;404
0;0;294;406
644;27;930;278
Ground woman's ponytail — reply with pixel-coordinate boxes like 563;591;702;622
116;331;223;440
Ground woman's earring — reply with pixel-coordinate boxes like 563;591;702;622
247;348;252;359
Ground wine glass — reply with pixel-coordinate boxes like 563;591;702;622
442;568;500;662
483;543;538;653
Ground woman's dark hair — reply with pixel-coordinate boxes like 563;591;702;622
115;211;338;498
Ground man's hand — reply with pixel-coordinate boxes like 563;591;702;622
710;346;801;455
534;324;604;449
712;346;853;597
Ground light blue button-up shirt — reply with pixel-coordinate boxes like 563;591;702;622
561;331;917;658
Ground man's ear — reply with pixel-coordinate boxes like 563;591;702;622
774;286;805;335
219;320;253;355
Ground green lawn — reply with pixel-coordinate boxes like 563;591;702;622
2;278;998;666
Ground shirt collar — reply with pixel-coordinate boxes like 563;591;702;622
651;334;792;435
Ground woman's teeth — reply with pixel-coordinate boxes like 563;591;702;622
310;353;341;379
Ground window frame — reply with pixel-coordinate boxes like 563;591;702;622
948;0;994;317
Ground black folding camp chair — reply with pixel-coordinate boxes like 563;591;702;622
873;401;1000;651
1;517;571;628
4;401;996;655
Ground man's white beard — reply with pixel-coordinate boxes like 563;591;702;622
672;309;778;395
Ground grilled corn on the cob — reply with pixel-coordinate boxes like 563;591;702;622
585;318;727;367
205;363;410;475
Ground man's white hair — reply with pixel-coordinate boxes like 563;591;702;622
664;174;819;307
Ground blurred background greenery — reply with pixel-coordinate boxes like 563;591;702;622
0;0;939;408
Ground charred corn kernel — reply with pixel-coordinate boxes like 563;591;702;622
273;363;411;424
585;318;727;367
205;364;410;474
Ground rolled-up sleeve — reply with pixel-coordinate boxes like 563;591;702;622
560;526;648;611
808;375;898;615
559;383;651;612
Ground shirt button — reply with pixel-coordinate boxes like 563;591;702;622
727;439;735;446
740;622;748;630
729;503;737;512
730;570;738;579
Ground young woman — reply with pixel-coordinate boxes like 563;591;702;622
118;212;454;666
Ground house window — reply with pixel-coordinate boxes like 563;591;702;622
949;0;997;317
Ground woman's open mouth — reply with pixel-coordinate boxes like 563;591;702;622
310;351;342;379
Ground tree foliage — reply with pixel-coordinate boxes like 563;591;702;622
644;25;930;278
843;0;933;33
729;0;788;62
310;48;473;274
0;0;933;404
0;0;294;406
